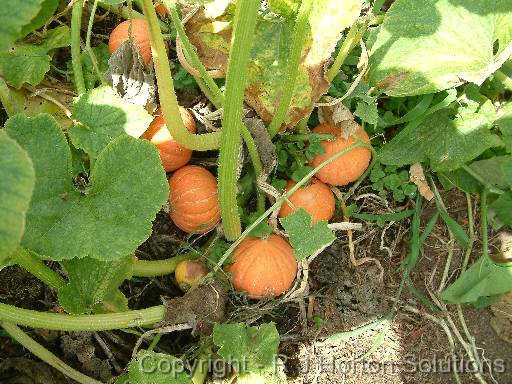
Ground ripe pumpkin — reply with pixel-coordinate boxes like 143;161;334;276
168;165;221;234
143;107;196;172
175;259;207;291
226;235;298;298
108;19;151;65
278;178;335;223
309;124;372;186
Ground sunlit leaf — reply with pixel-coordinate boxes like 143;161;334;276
6;114;168;261
368;0;512;96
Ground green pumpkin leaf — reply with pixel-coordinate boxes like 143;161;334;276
69;86;153;157
280;208;336;260
58;256;133;314
368;0;512;96
497;102;512;153
0;131;35;267
19;0;59;38
120;350;192;384
0;0;44;52
0;26;70;89
6;113;168;261
379;108;502;172
213;322;280;373
441;256;512;305
490;192;512;226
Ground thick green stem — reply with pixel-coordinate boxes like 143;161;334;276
13;248;65;290
132;252;199;277
213;141;369;271
191;346;212;384
141;0;220;150
327;22;366;82
0;302;165;331
240;126;265;214
166;2;266;215
218;0;260;241
268;0;313;137
71;0;86;95
481;189;489;260
1;322;103;384
168;5;224;107
495;69;512;92
85;0;106;88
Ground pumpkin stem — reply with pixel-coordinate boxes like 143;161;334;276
141;0;220;150
218;0;261;241
71;0;86;95
267;0;314;137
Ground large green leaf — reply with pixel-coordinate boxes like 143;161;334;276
120;350;192;384
379;108;502;171
0;0;44;52
6;113;168;261
0;132;35;266
19;0;59;38
186;0;361;127
441;256;512;305
0;26;70;88
368;0;512;96
213;322;280;373
59;256;133;314
69;86;153;157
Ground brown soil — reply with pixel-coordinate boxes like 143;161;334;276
2;187;511;384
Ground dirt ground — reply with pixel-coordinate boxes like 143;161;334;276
1;186;512;384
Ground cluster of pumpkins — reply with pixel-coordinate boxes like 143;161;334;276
108;18;372;299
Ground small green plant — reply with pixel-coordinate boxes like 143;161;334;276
370;163;417;202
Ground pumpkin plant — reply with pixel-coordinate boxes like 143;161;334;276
1;0;512;383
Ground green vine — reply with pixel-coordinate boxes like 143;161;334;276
268;0;313;137
141;0;220;150
0;302;165;331
218;0;261;241
1;322;103;384
327;21;367;82
71;0;86;95
132;252;199;277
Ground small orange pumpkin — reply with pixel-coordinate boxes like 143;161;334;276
108;19;151;65
278;178;335;223
168;165;220;234
175;259;207;292
226;235;297;298
143;107;196;172
309;124;372;186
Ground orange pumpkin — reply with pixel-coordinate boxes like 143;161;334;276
143;107;196;172
309;124;372;186
278;178;335;223
226;235;297;298
168;165;220;234
108;19;151;65
175;259;207;292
